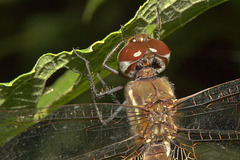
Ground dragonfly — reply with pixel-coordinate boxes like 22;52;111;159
1;2;240;160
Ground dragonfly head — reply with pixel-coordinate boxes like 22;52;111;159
117;34;170;79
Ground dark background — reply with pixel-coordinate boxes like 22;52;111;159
0;0;239;99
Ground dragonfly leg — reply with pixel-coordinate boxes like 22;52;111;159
73;49;124;125
73;49;124;99
156;0;162;40
102;40;124;75
96;73;121;104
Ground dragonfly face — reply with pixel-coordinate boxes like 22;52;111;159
117;34;170;79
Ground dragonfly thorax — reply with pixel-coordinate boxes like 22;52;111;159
118;34;171;79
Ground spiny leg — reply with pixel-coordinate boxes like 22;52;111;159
96;73;120;104
156;0;163;40
73;49;124;125
96;73;126;125
102;40;124;75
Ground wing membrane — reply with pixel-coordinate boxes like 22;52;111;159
173;79;240;159
0;104;146;160
175;79;240;110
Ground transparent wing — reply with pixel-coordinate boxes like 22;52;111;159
0;104;145;160
173;78;240;158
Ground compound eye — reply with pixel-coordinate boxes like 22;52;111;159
147;39;170;64
117;41;147;78
118;42;146;62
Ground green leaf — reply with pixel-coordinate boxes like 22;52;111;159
0;0;227;146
